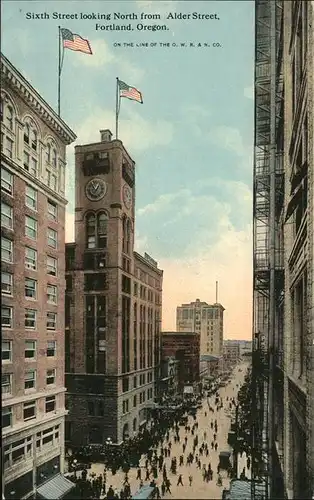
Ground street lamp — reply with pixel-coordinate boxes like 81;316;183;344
106;437;113;446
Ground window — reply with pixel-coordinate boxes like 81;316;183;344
25;185;37;210
47;256;57;276
84;273;107;291
47;284;57;304
5;105;13;130
122;400;129;414
45;395;56;413
1;272;13;295
25;341;36;359
30;157;38;176
46;369;56;385
98;212;108;248
2;306;12;328
36;426;59;450
47;341;56;357
47;228;57;248
2;341;12;362
24;123;30;144
31;128;37;151
86;213;96;248
25;247;37;270
25;278;37;299
2;407;12;428
1;237;13;263
4;436;33;468
1;202;13;229
5;137;13;158
23;401;36;421
24;151;30;170
47;312;57;330
1;168;13;194
51;174;57;191
52;149;57;168
25;216;37;239
48;200;57;221
25;370;36;390
46;143;51;163
66;275;72;291
25;309;36;329
2;374;12;396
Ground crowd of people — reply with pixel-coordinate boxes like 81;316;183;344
65;376;251;500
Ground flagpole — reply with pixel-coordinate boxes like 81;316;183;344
116;77;120;139
58;26;61;116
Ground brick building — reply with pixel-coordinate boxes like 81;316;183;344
161;331;200;390
223;341;240;370
64;130;163;447
1;54;76;499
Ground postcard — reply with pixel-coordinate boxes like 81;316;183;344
2;0;312;499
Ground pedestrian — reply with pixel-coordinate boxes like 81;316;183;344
204;431;207;440
161;482;165;497
214;442;218;451
205;411;207;417
217;473;222;486
145;468;150;481
189;474;193;486
177;474;183;486
136;468;141;480
166;479;171;493
214;433;217;441
211;441;214;449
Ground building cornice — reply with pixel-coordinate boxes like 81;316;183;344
1;53;77;145
133;250;163;274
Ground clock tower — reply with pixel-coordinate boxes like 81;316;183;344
66;129;136;443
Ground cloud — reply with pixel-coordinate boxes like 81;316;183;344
73;108;174;153
181;104;211;136
208;125;253;172
71;39;145;83
136;181;253;339
244;85;254;100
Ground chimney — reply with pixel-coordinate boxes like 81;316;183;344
100;129;112;142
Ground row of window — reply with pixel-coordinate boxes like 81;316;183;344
2;306;57;330
123;388;153;412
135;267;160;289
2;207;57;247
2;340;56;363
2;237;58;274
1;168;58;219
1;98;62;191
3;425;60;470
2;368;57;396
2;396;57;429
2;273;58;302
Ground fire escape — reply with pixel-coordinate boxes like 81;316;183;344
251;1;284;499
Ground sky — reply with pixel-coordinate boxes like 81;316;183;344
2;0;254;340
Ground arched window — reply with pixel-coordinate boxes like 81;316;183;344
23;118;39;177
98;212;108;248
126;219;131;254
86;213;96;249
52;148;57;168
46;143;51;163
6;106;13;130
1;94;16;159
133;418;137;432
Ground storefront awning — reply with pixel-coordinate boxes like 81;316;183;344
36;474;75;500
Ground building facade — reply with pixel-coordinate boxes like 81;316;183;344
64;130;163;447
1;54;76;499
160;356;180;397
161;331;200;390
223;341;240;370
252;1;314;499
176;298;224;356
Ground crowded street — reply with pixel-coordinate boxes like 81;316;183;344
70;361;250;499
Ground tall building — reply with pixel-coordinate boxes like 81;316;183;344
161;331;200;391
252;1;314;499
64;130;163;447
1;54;76;499
176;298;224;356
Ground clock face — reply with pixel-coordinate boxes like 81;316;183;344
85;178;107;201
123;185;132;209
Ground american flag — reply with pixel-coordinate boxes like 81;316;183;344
118;79;143;103
60;28;92;55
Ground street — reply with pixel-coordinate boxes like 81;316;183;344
82;361;250;499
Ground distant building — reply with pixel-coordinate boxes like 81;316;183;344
176;298;225;356
223;341;241;369
161;331;200;390
64;130;163;447
200;354;221;379
1;54;76;499
160;356;179;396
